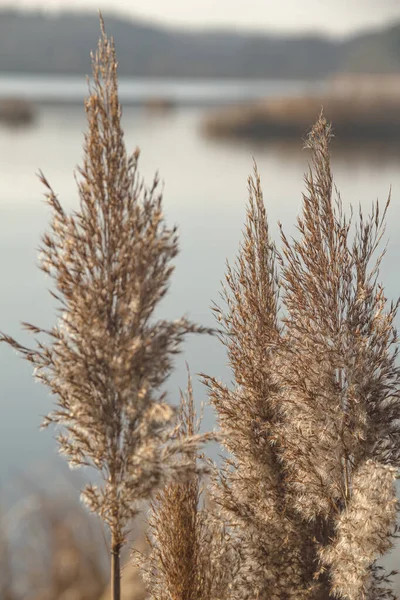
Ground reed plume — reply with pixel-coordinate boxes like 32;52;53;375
139;369;237;600
0;16;210;600
204;165;318;600
205;114;400;600
279;115;400;599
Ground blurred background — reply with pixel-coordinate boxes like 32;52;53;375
1;1;400;598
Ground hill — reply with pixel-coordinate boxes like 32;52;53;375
0;9;399;78
342;23;400;73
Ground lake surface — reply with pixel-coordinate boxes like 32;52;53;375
0;78;400;576
0;74;324;105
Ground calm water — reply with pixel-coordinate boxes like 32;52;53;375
1;83;400;572
0;74;324;105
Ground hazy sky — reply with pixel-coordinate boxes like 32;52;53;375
4;0;400;37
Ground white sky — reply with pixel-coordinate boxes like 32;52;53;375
4;0;400;37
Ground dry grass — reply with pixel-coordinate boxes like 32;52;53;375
203;114;400;600
0;15;211;600
0;14;400;600
100;537;148;600
137;369;235;600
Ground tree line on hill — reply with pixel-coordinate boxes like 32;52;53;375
0;9;400;79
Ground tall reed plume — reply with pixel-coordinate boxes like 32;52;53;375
204;114;400;600
1;16;210;600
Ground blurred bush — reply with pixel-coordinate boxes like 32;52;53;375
0;480;108;600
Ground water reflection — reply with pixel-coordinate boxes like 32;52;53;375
205;126;400;168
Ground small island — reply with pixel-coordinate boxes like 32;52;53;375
0;97;35;126
203;74;400;142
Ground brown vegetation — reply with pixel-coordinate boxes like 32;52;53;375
1;15;400;600
144;97;175;114
0;97;35;126
0;484;108;600
137;370;236;600
0;16;211;600
202;116;400;599
203;85;400;142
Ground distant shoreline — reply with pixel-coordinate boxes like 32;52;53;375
203;75;400;142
